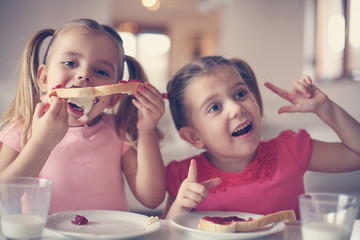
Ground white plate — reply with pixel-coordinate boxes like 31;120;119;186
170;211;285;239
46;210;160;239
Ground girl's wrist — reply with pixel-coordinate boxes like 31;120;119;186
316;98;339;125
137;127;157;136
27;136;56;155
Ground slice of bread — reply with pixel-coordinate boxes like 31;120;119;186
198;217;237;233
45;81;141;124
47;81;141;99
236;210;295;232
198;210;296;233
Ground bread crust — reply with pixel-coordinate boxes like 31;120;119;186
198;210;296;233
47;81;141;99
236;210;295;232
198;218;236;233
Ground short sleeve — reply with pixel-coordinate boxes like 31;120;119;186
276;129;313;174
166;159;191;198
0;124;22;152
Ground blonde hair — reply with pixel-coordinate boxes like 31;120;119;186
0;18;162;148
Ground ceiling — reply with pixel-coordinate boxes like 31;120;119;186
111;0;230;29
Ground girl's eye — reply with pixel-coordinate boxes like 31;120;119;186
95;70;110;77
62;61;77;67
235;90;247;99
208;103;221;113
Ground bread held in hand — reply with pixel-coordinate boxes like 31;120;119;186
45;80;141;123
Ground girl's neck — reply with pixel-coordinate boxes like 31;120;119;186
205;150;257;173
71;114;102;128
86;114;102;126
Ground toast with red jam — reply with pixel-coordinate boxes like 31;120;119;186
198;210;296;233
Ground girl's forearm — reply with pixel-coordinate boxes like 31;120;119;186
135;128;166;208
317;99;360;154
0;140;52;178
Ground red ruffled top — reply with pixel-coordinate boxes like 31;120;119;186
167;140;278;195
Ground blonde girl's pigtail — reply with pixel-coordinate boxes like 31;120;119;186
0;29;55;147
115;55;163;148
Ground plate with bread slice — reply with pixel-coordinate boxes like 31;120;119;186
170;210;296;239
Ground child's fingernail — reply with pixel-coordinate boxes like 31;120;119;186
145;82;150;86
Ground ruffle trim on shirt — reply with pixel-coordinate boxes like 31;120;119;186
197;141;278;193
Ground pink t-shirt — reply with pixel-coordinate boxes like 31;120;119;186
166;129;312;218
0;114;130;214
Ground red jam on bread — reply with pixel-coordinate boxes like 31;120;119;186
201;216;252;225
198;210;296;233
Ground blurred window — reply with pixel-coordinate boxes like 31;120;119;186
119;30;171;92
314;0;360;82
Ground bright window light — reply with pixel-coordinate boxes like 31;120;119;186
119;32;137;57
137;33;171;57
328;14;345;53
349;0;360;48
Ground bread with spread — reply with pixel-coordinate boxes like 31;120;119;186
46;80;141;123
198;210;296;233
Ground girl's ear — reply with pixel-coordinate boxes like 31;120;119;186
179;126;205;149
37;65;48;92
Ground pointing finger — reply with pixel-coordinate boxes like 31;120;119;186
265;82;294;102
187;159;198;183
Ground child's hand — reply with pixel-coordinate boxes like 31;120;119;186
132;82;165;131
31;96;69;151
173;159;221;212
265;75;329;115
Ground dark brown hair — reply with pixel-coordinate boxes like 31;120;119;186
167;56;263;131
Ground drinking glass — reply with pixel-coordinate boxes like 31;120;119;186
299;193;359;240
0;177;53;239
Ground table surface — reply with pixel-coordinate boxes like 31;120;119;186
1;219;357;240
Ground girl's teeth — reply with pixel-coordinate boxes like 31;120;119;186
234;122;250;132
232;122;252;136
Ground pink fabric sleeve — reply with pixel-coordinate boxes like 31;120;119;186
166;159;191;198
277;129;312;173
0;124;22;152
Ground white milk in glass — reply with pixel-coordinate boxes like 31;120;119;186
302;222;351;240
1;214;45;239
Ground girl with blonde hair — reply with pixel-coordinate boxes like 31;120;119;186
0;19;166;213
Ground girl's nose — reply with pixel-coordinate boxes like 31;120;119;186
229;102;245;119
77;74;90;82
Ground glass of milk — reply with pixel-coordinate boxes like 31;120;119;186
0;177;53;239
299;193;359;240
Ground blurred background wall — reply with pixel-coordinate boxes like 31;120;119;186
1;0;359;215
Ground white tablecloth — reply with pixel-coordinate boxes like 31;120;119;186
41;219;360;240
1;219;359;240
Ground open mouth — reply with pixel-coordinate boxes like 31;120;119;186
68;102;84;111
232;122;252;137
67;97;100;114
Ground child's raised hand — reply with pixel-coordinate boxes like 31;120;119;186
173;159;221;212
132;82;165;131
31;96;68;150
265;75;329;115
